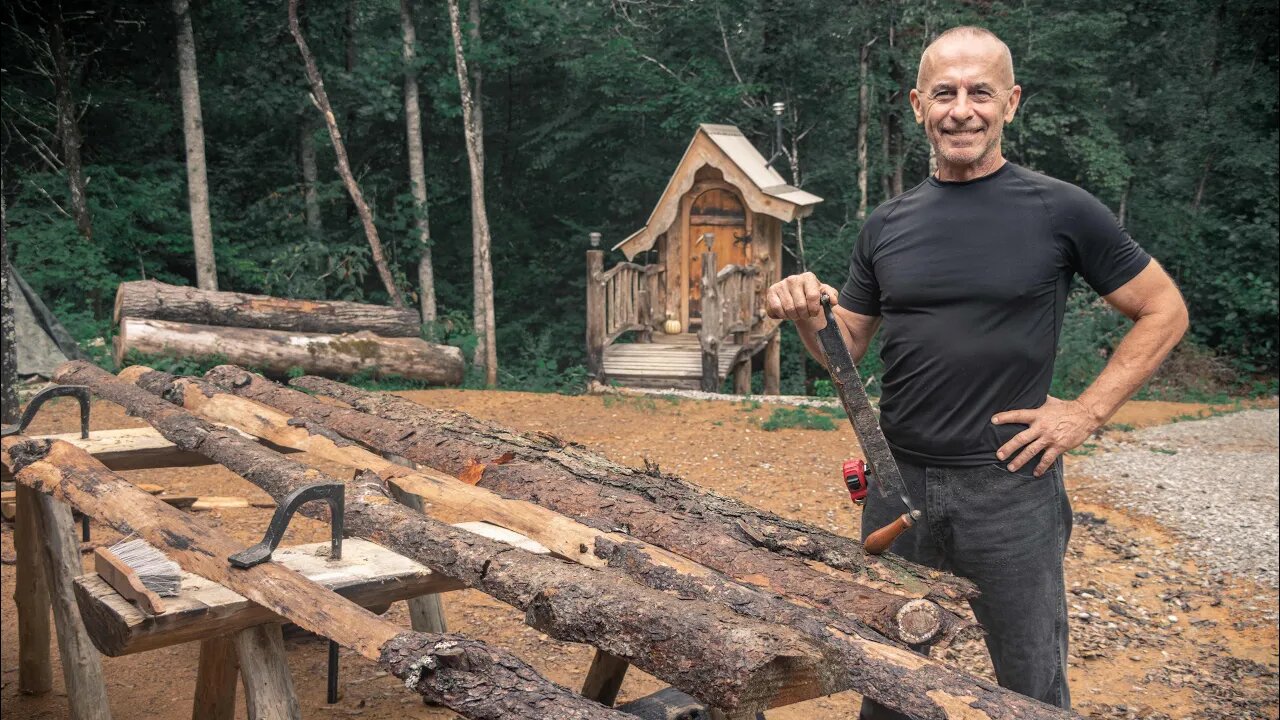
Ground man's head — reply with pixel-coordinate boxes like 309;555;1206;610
909;27;1021;178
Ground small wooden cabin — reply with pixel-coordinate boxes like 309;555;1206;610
585;124;822;392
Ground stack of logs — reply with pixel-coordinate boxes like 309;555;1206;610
1;360;1078;720
112;280;463;384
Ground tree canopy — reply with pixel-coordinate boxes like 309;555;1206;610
3;0;1276;394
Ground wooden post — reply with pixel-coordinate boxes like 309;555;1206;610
699;251;721;392
13;483;54;695
586;243;605;381
233;623;302;720
638;267;657;343
581;650;629;707
386;480;450;634
192;636;239;720
733;332;751;395
34;493;112;719
763;331;780;396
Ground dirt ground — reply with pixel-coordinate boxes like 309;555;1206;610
2;390;1277;719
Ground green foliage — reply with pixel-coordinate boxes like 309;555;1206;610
760;404;843;431
121;351;232;378
2;0;1275;401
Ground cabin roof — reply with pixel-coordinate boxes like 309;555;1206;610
613;124;823;259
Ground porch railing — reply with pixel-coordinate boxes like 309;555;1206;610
586;248;663;379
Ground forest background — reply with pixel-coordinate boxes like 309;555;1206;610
3;0;1277;399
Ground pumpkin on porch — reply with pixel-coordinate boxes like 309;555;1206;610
663;315;682;335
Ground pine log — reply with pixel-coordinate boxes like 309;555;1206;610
326;376;965;592
114;280;420;336
1;436;635;720
132;368;958;670
174;379;1080;718
209;368;968;645
293;373;975;600
50;361;839;715
114;318;462;385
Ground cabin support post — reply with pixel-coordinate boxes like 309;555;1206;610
764;330;780;395
586;247;605;382
640;268;659;343
699;251;721;392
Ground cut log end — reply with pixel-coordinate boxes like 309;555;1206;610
894;599;943;646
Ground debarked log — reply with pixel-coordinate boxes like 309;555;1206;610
53;361;839;714
113;318;462;385
295;375;976;599
207;368;966;645
114;280;422;337
0;437;629;720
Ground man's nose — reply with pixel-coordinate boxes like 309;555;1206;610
948;91;974;120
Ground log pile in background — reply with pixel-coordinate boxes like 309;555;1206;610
112;280;462;384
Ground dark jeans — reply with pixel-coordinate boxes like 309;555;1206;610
858;456;1073;719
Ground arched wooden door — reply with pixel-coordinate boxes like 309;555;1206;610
687;188;750;323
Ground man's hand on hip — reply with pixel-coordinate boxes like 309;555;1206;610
765;272;840;322
992;396;1102;476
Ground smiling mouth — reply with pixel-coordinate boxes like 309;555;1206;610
943;128;984;137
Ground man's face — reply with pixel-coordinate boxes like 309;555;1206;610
909;36;1021;170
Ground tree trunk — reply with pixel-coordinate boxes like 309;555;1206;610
187;368;1069;719
45;362;838;715
298;116;322;243
211;369;976;644
2;436;634;720
49;19;92;244
287;0;406;308
447;0;497;385
856;38;874;220
2;196;16;423
137;369;949;649
401;0;436;325
172;0;218;291
114;318;462;384
114;280;421;335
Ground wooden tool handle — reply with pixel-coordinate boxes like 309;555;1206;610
94;547;166;615
863;513;914;556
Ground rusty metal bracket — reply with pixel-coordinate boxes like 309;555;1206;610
1;385;90;439
228;482;344;569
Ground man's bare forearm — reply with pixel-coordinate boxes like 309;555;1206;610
1076;302;1188;427
794;312;877;368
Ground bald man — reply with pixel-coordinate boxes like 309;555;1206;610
766;26;1187;716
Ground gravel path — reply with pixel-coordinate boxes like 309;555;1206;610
1078;409;1279;587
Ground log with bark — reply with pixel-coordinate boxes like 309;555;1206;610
117;363;1080;717
207;368;970;645
291;374;976;601
53;361;840;715
114;280;422;336
0;436;629;720
114;318;462;385
129;368;945;652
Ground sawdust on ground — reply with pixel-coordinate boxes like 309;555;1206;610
1;392;1276;720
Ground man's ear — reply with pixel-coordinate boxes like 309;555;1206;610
1004;84;1022;123
908;88;925;124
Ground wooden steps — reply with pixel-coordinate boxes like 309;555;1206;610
602;341;743;389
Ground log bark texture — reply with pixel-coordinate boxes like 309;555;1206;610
2;435;635;720
292;373;976;601
114;280;421;336
234;371;971;644
50;361;837;714
132;370;949;660
114;318;461;385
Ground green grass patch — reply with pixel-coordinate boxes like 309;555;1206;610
760;405;844;431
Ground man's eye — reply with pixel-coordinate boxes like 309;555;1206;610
973;90;995;101
933;90;956;100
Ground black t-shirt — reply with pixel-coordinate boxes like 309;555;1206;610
838;162;1151;466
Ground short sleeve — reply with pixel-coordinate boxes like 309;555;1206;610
1058;190;1151;296
839;220;882;316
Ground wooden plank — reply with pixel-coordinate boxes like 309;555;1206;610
73;539;463;656
581;650;630;707
34;426;303;471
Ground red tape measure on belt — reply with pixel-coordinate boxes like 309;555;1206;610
842;459;869;505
